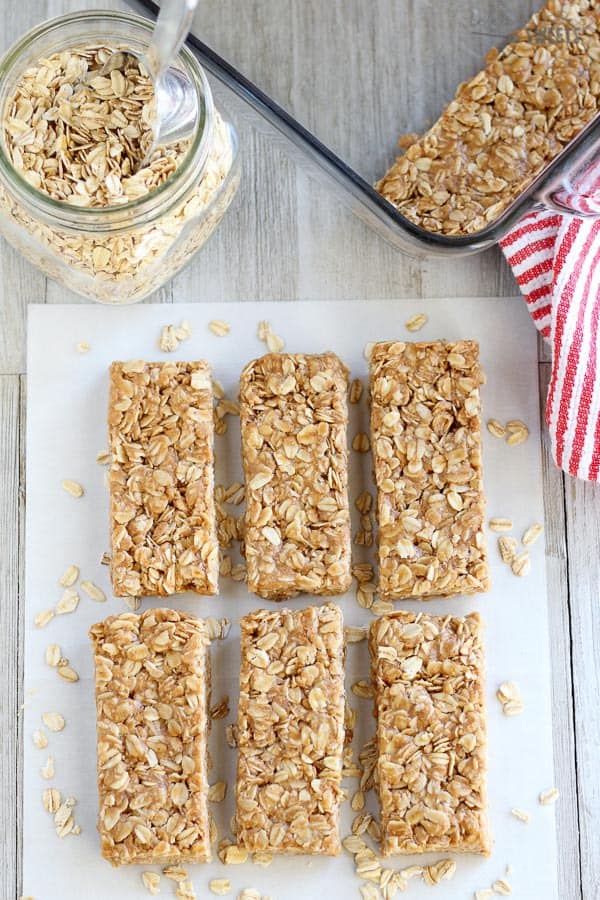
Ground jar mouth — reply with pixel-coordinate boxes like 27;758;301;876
0;9;215;230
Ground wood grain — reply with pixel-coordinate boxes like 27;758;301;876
0;0;593;898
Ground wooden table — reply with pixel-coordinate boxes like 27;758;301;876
1;1;597;897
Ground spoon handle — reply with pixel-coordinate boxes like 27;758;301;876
145;0;199;81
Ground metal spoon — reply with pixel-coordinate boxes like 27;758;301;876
95;0;200;158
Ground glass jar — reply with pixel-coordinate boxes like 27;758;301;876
0;11;240;303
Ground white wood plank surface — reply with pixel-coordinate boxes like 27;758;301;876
0;1;596;898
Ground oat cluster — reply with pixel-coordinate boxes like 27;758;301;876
236;604;346;854
89;608;212;866
369;611;490;856
240;353;352;600
370;340;489;600
109;361;219;597
377;0;600;234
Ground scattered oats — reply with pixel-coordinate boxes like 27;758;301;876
405;312;428;332
238;890;260;900
539;787;560;806
345;625;367;643
42;712;65;732
398;866;423;880
59;565;79;587
212;378;225;399
352;432;370;453
230;563;247;582
252;851;272;867
522;523;543;546
124;595;142;611
43;787;61;813
487;418;506;438
226;724;238;748
498;536;518;564
163;866;188;883
497;681;521;704
356;584;375;609
175;880;196;900
57;664;79;683
367;819;381;843
210;696;230;720
32;730;48;749
351;679;374;699
266;330;284;353
475;891;494;900
506;420;529;446
371;598;393;617
76;341;90;354
34;608;55;628
96;450;111;465
41;755;55;779
423;859;456;885
208;781;227;802
342;834;368;854
206;616;232;641
489;517;513;532
352;813;372;835
492;879;512;895
72;825;81;835
349;378;364;404
61;479;84;498
364;342;375;361
209;880;232;896
511;550;531;577
511;807;531;823
142;872;161;895
55;589;79;615
81;580;106;602
45;644;61;667
175;320;192;341
222;845;248;865
208;319;230;336
355;491;373;515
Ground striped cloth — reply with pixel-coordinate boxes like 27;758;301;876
499;173;600;482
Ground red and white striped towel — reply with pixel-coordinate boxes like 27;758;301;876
500;175;600;482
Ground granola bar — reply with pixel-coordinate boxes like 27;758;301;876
108;360;219;597
89;608;212;866
370;340;489;600
369;611;490;856
377;0;600;234
236;603;346;854
239;353;352;600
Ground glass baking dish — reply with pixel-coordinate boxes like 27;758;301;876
128;0;600;259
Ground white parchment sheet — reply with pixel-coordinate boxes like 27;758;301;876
23;300;557;899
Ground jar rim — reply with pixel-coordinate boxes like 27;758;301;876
0;9;215;229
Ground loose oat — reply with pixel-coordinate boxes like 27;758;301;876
506;420;530;446
209;880;232;896
32;730;48;749
34;608;55;628
90;609;212;865
351;679;374;699
522;523;543;546
109;361;218;597
240;353;352;600
175;880;196;900
159;321;193;353
498;536;518;564
423;858;457;885
475;891;495;900
45;644;61;667
349;378;364;404
209;697;230;720
57;664;79;683
208;782;227;802
97;450;111;466
76;341;90;354
511;807;531;823
370;341;489;600
345;625;368;643
252;851;273;867
539;787;560;805
209;320;230;337
42;712;65;733
222;845;248;865
41;755;55;779
492;879;512;895
163;866;188;883
124;595;142;611
370;612;490;855
55;589;79;615
352;432;371;453
487;419;506;439
405;313;428;332
59;565;79;587
142;872;161;895
376;2;600;235
226;724;238;749
489;518;513;532
43;787;61;814
511;550;531;577
81;580;106;602
61;479;84;498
